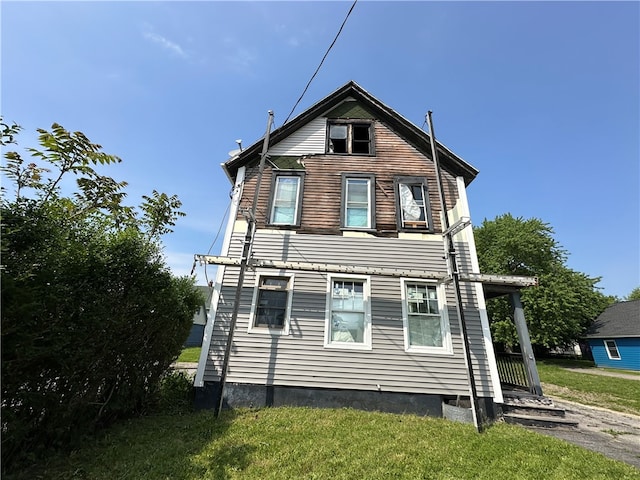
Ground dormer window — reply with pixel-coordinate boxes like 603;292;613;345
327;121;373;155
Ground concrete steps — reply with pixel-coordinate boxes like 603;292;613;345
501;391;579;429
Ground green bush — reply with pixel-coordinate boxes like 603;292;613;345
1;201;202;470
0;121;203;472
149;370;196;415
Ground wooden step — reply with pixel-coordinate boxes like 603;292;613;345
502;402;567;418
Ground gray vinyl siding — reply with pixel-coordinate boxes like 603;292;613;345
269;117;327;156
204;231;494;397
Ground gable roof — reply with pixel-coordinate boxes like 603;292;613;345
222;81;479;185
586;300;640;338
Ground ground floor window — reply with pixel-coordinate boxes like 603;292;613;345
401;279;452;354
325;275;371;349
248;274;293;335
604;339;621;360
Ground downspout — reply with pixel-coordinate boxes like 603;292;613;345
427;111;483;432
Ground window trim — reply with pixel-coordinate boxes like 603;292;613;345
604;339;621;360
326;120;375;156
400;278;453;355
247;271;294;336
394;176;434;232
340;173;376;231
267;170;305;226
324;273;372;350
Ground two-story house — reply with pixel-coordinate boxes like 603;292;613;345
194;81;539;423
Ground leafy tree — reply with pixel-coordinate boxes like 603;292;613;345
1;120;202;470
627;287;640;301
474;214;614;352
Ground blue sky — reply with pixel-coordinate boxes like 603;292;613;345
2;1;638;298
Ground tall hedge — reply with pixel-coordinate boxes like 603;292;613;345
1;120;203;471
1;200;202;468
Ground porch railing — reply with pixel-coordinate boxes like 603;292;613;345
496;353;531;392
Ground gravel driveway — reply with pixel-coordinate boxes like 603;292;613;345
526;397;640;469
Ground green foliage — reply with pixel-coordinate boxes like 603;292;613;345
149;370;196;415
1;120;203;472
474;214;615;351
627;286;640;301
7;408;639;480
474;214;565;276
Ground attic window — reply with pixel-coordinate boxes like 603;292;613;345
328;122;373;155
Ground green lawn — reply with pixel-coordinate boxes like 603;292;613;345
9;407;639;480
177;346;201;363
537;359;640;415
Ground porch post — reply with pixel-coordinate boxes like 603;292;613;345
509;292;543;396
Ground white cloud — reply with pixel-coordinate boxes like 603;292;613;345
222;37;257;70
143;31;188;59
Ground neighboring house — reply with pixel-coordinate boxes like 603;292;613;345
184;286;212;347
194;81;539;422
586;300;640;371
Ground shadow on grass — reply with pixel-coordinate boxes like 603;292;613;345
4;408;257;480
184;409;257;480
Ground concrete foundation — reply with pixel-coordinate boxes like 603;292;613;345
195;382;498;421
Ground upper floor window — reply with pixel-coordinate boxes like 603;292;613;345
324;274;372;350
341;174;375;230
327;122;373;155
395;176;432;231
269;172;304;226
401;280;452;354
248;274;293;335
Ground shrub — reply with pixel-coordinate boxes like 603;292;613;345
149;370;196;415
1;120;203;473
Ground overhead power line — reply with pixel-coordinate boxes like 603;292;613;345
281;0;358;126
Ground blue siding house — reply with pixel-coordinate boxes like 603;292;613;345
585;300;640;371
185;286;212;347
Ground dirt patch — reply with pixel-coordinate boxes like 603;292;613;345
561;367;640;381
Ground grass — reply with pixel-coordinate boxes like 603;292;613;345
177;346;201;363
537;359;640;415
8;407;640;480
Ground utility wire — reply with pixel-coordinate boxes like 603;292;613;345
281;0;358;126
202;197;232;287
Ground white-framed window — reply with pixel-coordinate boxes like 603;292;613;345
327;122;373;155
248;273;294;335
395;176;432;231
604;339;621;360
324;274;372;350
341;174;375;229
268;172;304;226
401;279;452;354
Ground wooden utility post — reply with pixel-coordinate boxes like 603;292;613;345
215;111;274;417
427;111;483;432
